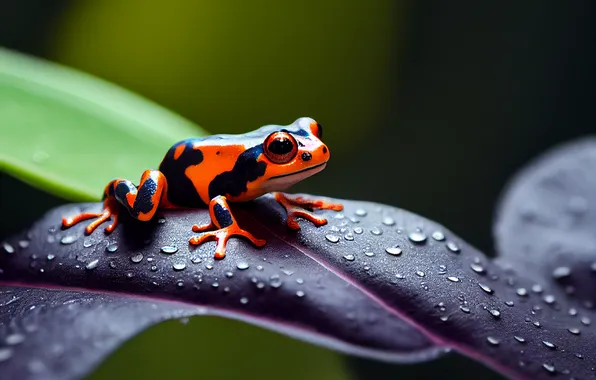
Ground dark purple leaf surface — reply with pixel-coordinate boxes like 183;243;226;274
2;134;596;380
0;286;202;380
0;199;443;380
495;137;596;307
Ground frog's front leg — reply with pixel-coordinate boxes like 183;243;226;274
189;195;266;260
272;192;343;230
62;170;167;234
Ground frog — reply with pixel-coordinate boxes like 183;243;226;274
62;117;343;259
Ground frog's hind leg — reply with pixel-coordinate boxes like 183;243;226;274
189;195;266;260
62;170;168;235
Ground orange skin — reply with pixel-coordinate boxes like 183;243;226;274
62;117;343;259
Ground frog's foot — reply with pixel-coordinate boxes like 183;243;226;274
189;195;266;259
272;192;344;230
62;198;120;235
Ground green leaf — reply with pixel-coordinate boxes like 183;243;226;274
0;47;206;201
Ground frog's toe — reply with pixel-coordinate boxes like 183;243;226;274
62;208;118;235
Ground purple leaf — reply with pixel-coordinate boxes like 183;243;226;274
0;201;442;380
495;137;596;307
2;137;596;380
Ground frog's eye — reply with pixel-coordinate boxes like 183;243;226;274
264;132;298;164
310;121;323;139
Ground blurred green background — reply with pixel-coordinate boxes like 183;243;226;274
0;1;594;379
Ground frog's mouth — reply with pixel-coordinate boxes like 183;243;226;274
269;161;327;180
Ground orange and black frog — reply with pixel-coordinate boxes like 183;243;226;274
62;117;343;259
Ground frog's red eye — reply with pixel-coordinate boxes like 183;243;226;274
310;121;323;139
264;132;298;164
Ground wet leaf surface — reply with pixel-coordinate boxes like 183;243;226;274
495;137;596;308
0;198;443;380
2;135;596;380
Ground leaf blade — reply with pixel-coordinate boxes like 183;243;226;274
0;47;206;201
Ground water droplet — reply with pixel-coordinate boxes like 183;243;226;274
543;294;555;305
344;233;354;241
478;283;493;294
296;278;304;284
282;269;294;276
46;254;55;261
542;363;555;373
552;266;571;280
408;231;427;244
542;340;556;350
240;297;249;304
531;284;543;293
5;333;25;345
575;353;584;359
106;243;118;253
385;247;402;256
516;288;528;297
176;280;184;287
296;290;305;297
205;264;213;270
173;262;186;271
160;246;178;254
270;275;282;288
440;315;449;322
486;336;500;346
130;254;143;263
18;240;29;249
150;265;157;271
460;306;470;313
256;265;264;271
325;234;340;243
343;254;355;261
591;262;596;273
237;262;249;270
447;276;460;282
0;348;13;361
470;263;485;274
415;270;425;277
505;301;514;307
513;336;526;343
364;251;374;257
211;282;219;288
568;327;580;335
569;308;578;316
567;196;588;214
432;231;445;241
382;217;395;226
446;241;460;253
225;271;233;278
489;309;501;318
1;242;14;254
533;321;541;328
355;209;367;217
370;227;383;235
60;235;78;245
580;316;591;326
85;259;99;270
353;227;363;234
191;256;202;264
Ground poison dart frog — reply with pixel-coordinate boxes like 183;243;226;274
62;117;343;259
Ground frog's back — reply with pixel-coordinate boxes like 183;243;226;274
158;138;209;207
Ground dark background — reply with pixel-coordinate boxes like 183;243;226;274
0;1;594;379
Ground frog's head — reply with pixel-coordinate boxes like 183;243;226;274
257;117;330;193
